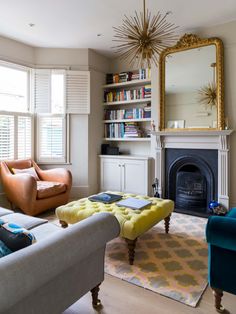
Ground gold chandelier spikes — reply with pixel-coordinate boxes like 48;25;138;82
113;0;178;67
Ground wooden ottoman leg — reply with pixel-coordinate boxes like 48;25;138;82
164;214;171;234
91;283;102;308
125;238;137;265
59;220;68;228
212;288;225;313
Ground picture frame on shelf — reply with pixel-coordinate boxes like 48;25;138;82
167;120;185;129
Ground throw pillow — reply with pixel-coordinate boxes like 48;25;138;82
12;167;40;180
0;222;36;252
0;240;12;258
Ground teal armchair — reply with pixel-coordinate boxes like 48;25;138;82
206;208;236;313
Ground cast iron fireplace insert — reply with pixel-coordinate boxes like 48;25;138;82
165;148;218;217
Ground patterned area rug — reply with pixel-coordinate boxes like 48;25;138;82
105;213;208;307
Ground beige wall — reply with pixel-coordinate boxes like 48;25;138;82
0;35;35;66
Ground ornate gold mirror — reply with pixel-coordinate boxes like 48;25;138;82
160;34;224;131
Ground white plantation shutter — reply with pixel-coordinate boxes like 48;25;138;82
0;113;33;160
18;115;32;159
34;69;51;113
0;115;14;160
37;114;66;163
66;71;90;114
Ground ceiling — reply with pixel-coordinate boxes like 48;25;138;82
0;0;236;57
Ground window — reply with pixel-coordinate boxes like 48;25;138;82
36;70;67;163
0;62;32;161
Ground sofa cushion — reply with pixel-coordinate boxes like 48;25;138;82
12;167;40;180
227;207;236;218
31;223;61;241
0;240;12;258
2;213;47;230
0;222;36;252
37;181;66;199
0;207;14;217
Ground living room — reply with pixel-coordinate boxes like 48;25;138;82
0;0;236;313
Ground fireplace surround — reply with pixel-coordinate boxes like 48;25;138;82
153;130;233;215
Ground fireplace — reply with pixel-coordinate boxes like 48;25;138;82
165;148;218;217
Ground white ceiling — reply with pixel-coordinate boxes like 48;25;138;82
0;0;236;57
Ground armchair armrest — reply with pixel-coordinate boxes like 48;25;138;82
33;162;72;188
206;216;236;251
1;171;37;208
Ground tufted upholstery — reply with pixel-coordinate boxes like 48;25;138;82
56;193;174;240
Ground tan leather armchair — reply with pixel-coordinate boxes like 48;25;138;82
0;159;72;216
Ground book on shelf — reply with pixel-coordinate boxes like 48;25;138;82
104;104;151;121
104;86;152;103
104;122;146;139
105;69;151;84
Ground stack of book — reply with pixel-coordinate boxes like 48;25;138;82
144;85;152;99
124;122;142;138
119;72;133;83
143;105;151;118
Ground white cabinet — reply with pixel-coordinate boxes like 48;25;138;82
100;155;151;195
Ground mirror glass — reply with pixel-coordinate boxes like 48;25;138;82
165;45;217;129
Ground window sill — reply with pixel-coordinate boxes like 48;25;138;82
37;162;72;166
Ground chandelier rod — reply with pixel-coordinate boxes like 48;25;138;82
143;0;146;25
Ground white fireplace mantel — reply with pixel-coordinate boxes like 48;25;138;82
152;130;234;209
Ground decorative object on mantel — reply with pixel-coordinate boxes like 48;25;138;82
113;0;178;67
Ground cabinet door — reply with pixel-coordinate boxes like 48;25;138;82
100;158;122;192
122;159;148;195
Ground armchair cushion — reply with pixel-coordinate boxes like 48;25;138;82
37;181;66;199
12;167;40;180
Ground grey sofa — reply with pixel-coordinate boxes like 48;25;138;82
0;207;120;314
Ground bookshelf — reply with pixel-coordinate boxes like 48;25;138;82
103;69;152;142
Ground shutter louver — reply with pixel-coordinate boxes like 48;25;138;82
66;71;90;114
0;115;14;160
37;114;66;163
35;69;51;113
18;115;32;159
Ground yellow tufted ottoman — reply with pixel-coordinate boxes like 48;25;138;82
56;193;174;265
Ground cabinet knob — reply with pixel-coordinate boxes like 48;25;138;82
118;164;121;167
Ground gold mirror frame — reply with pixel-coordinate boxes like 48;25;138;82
159;33;224;131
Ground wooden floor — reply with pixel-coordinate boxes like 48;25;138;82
64;274;236;314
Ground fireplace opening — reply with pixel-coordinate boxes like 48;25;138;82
176;166;207;210
165;149;218;217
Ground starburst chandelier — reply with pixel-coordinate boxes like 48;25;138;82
113;0;178;67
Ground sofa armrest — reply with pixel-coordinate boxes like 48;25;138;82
206;215;236;251
0;213;120;312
